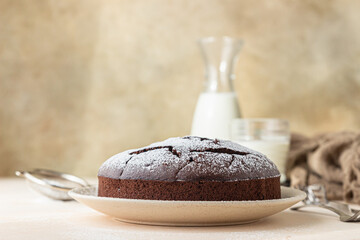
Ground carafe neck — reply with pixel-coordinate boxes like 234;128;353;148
199;37;243;93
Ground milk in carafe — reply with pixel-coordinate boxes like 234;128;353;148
191;92;240;139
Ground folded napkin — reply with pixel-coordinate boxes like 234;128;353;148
286;131;360;204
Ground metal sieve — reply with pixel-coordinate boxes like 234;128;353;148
15;169;90;201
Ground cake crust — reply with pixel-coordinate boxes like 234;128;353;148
98;176;281;201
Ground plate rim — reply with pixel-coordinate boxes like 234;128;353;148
69;186;306;205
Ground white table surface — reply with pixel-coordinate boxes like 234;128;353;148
1;178;360;240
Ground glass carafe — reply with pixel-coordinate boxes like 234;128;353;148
191;37;243;140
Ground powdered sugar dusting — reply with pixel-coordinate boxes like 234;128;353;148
98;136;280;181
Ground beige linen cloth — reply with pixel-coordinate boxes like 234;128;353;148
286;131;360;204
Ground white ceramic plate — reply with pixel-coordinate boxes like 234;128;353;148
69;186;306;226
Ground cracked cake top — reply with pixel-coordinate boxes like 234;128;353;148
98;136;280;181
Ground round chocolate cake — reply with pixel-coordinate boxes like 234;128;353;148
98;136;281;201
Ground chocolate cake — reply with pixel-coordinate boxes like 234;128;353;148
98;136;281;201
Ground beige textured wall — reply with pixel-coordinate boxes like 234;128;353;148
1;0;360;176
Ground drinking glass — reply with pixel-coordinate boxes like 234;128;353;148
231;118;290;182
